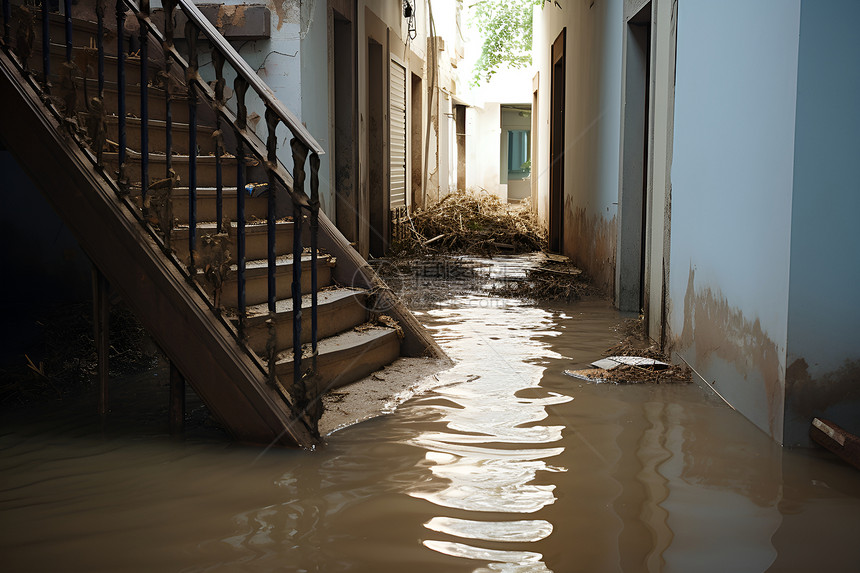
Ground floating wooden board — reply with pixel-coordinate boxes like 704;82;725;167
810;418;860;470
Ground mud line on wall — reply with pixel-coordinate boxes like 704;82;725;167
562;199;616;295
677;267;782;437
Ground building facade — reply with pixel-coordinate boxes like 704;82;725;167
533;0;860;445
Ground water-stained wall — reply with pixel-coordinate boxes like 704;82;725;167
784;0;860;446
668;0;801;442
533;0;622;295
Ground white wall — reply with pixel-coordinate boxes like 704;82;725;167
466;102;502;197
668;0;801;441
533;0;623;292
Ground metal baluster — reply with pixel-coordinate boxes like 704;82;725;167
185;20;198;274
162;0;176;249
41;0;50;92
309;152;320;374
264;108;279;383
163;0;176;44
211;49;225;231
234;77;249;338
63;0;71;62
264;108;278;314
95;0;105;98
116;0;126;189
290;138;308;385
138;0;150;204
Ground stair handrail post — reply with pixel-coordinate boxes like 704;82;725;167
158;0;176;250
138;0;150;204
211;46;225;232
63;0;72;62
41;0;50;93
234;76;249;340
95;0;106;98
309;152;320;373
184;18;199;277
115;0;127;192
162;0;176;46
290;138;308;389
264;106;280;385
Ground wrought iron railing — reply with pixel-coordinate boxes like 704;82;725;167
1;0;324;407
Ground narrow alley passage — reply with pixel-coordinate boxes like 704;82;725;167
2;258;860;572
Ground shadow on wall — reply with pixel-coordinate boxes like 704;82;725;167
785;358;860;447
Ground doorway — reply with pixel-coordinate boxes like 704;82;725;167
549;29;566;253
617;3;651;312
332;8;357;244
367;39;386;257
410;72;424;210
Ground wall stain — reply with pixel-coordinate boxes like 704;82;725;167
270;0;299;31
784;357;860;445
562;199;616;295
677;267;783;438
214;5;247;32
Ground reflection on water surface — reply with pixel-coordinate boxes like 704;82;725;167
2;259;860;572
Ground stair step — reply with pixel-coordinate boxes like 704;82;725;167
135;187;268;224
215;253;333;307
275;325;402;391
90;82;194;124
172;220;300;260
103;151;237;186
21;13;119;49
106;116;218;156
242;288;370;354
34;42;163;81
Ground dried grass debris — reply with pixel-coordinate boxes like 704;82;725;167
491;257;594;302
595;317;691;384
391;190;545;256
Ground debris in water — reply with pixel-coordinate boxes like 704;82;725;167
491;254;593;302
590;356;669;371
390;190;544;256
810;418;860;471
565;316;692;384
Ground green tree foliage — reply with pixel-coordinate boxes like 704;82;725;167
471;0;543;85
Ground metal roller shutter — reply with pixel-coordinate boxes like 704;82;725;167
389;58;407;209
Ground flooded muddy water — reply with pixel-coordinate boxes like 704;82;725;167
3;258;860;572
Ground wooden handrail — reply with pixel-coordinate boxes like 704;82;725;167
174;0;324;156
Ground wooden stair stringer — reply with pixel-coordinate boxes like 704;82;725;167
316;212;449;361
0;49;317;448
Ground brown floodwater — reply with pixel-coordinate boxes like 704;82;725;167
2;257;860;572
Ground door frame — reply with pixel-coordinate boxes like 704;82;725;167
549;29;566;254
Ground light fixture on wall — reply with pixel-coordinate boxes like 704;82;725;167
403;0;417;40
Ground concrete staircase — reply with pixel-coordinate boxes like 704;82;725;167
0;3;442;447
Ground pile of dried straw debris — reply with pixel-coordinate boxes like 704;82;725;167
390;190;544;256
566;318;692;384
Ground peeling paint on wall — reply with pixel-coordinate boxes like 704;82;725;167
214;5;247;31
677;267;783;438
563;200;616;295
270;0;300;31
